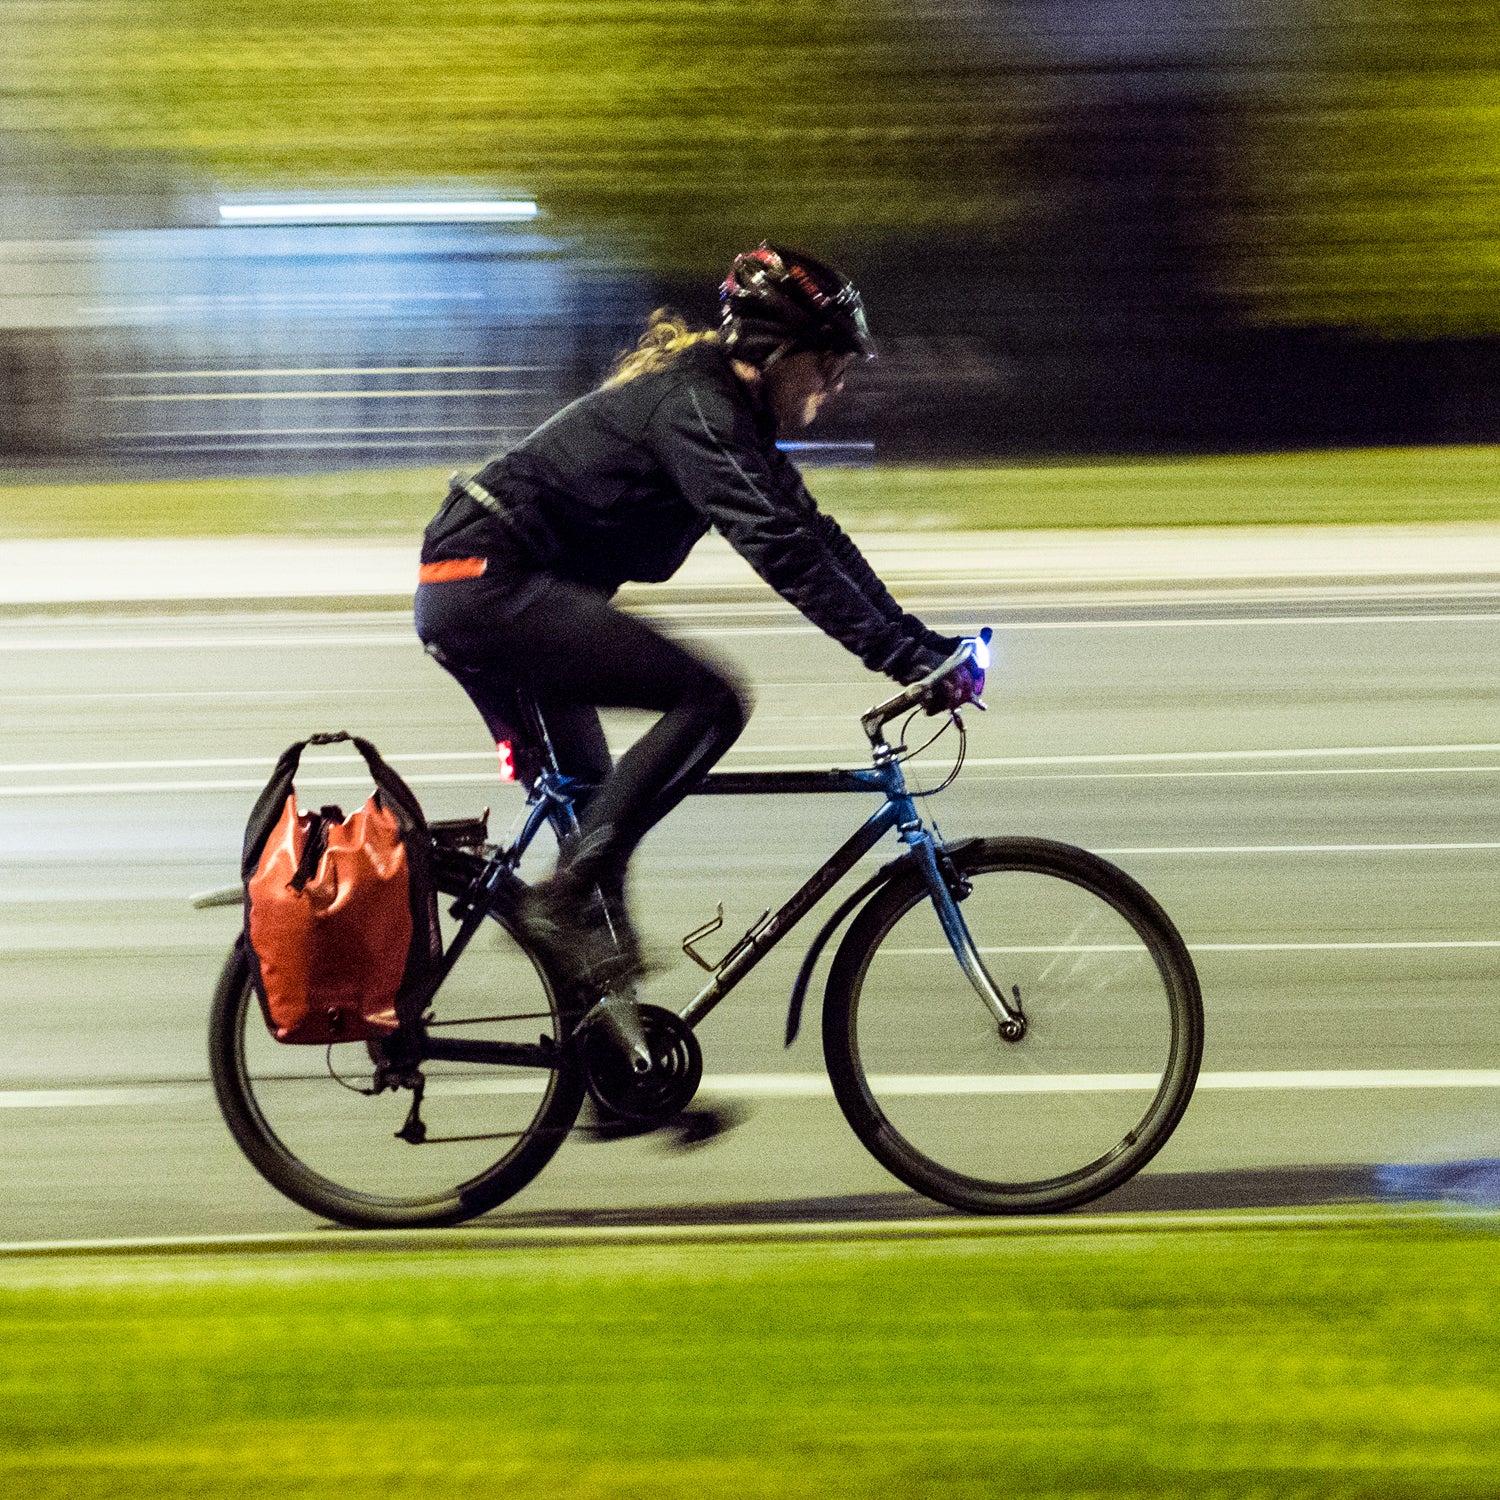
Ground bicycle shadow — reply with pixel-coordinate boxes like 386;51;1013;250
484;1165;1383;1231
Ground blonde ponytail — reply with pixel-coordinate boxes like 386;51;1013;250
603;308;720;387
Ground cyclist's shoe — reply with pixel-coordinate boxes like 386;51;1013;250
512;872;644;997
663;1102;750;1152
578;1097;749;1149
578;1094;660;1141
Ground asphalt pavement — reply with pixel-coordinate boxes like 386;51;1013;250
6;522;1500;607
2;527;1499;1241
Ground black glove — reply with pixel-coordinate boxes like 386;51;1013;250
923;653;985;713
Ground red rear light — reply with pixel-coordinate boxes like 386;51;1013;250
496;741;516;783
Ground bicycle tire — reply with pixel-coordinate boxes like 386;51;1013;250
209;861;587;1228
822;836;1203;1214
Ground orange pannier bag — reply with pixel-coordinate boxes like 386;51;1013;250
241;733;441;1045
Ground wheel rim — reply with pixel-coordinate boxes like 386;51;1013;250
224;899;575;1216
842;856;1196;1203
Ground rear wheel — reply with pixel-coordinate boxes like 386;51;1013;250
209;857;586;1228
823;837;1202;1213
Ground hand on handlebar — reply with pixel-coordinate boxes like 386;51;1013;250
923;654;985;714
920;630;991;715
862;629;992;741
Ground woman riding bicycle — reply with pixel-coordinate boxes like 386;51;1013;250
415;243;982;996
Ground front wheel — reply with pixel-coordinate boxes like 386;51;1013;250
822;837;1203;1214
209;858;587;1228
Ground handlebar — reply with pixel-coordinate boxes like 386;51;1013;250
860;627;992;746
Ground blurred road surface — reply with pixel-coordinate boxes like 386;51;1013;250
6;522;1500;605
3;545;1499;1240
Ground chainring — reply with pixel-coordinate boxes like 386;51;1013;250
579;1002;703;1123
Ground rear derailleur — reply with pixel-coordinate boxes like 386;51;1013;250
368;1040;428;1145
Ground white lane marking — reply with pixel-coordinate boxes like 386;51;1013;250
104;388;528;402
963;743;1500;767
7;1069;1500;1109
1193;941;1500;952
733;1070;1500;1095
1098;843;1500;854
102;365;544;379
1197;1070;1500;1091
0;1086;208;1109
6;610;1500;652
965;613;1500;632
12;769;1500;799
0;751;503;775
425;1077;545;1097
1;688;380;705
966;765;1500;783
6;742;1500;783
0;633;417;653
0;777;380;798
854;1070;1500;1095
109;426;522;439
0;773;569;797
887;942;1500;954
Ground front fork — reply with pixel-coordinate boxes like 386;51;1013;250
908;832;1027;1042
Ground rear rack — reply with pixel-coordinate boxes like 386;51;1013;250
429;812;491;849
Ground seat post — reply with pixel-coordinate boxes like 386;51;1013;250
514;689;564;779
512;690;581;843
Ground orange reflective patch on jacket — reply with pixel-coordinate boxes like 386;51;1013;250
418;557;488;584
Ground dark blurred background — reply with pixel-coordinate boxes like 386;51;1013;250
3;0;1498;473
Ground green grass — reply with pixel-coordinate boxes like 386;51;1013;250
4;446;1500;540
2;1222;1498;1498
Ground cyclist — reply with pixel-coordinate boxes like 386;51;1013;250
415;243;983;997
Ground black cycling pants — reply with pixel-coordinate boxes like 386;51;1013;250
415;568;750;889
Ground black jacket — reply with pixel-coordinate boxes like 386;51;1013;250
421;342;956;683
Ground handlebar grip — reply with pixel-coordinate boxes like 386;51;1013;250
860;631;991;741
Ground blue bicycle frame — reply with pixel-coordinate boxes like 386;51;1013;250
489;726;1025;1046
419;632;1023;1075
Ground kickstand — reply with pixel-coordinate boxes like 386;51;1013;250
395;1075;428;1144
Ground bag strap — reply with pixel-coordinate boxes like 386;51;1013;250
307;732;431;837
241;732;432;882
346;733;430;836
240;737;312;882
286;813;330;892
333;733;445;989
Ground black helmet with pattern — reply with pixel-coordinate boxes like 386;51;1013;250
719;243;876;368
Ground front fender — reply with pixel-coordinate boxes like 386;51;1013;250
782;838;981;1047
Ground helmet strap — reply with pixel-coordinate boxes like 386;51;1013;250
757;338;795;373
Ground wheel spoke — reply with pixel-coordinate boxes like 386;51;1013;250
209;871;585;1227
824;838;1202;1213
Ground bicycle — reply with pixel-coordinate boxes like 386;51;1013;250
206;634;1204;1227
